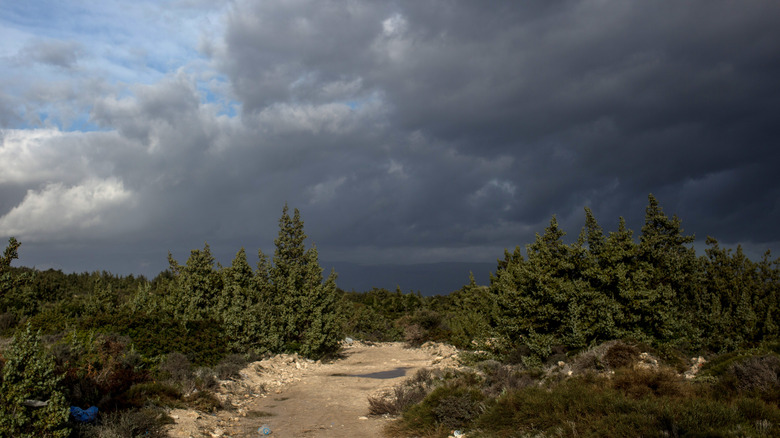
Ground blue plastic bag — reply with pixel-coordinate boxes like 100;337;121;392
70;406;99;423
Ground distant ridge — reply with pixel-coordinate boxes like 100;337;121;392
326;261;495;296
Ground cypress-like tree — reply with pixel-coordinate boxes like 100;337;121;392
217;248;270;353
268;205;342;358
637;194;701;347
166;243;222;321
1;237;22;299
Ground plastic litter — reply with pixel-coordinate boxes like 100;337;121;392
259;424;272;435
70;406;99;423
22;399;49;407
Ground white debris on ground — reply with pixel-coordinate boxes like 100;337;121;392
421;341;461;367
684;356;707;379
635;351;660;370
167;353;322;437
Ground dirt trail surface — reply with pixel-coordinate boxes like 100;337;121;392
165;342;459;438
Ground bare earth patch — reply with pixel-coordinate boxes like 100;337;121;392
165;341;459;438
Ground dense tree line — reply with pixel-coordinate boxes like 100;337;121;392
491;195;779;363
1;196;779;435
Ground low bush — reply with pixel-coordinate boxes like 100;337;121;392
183;390;222;412
397;310;450;347
478;360;534;397
118;381;182;409
603;341;640;369
214;353;248;380
369;385;427;416
429;387;485;429
73;407;171;438
727;355;780;393
368;368;439;416
158;352;192;382
611;367;688;399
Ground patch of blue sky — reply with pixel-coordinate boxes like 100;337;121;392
68;112;106;133
341;91;383;111
202;90;240;118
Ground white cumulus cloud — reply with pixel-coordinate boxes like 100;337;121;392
0;178;136;241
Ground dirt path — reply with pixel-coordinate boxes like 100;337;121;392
165;342;459;438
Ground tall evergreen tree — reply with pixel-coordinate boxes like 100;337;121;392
217;248;270;353
268;205;342;358
636;194;700;347
165;243;222;321
1;237;23;299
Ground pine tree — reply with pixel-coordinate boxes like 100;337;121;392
268;205;342;358
1;237;23;299
0;325;70;437
217;248;269;353
166;243;222;321
636;194;701;347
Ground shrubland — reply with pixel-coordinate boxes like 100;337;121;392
0;195;778;436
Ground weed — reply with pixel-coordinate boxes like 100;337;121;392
184;390;222;412
158;352;191;382
369;385;428;416
119;381;182;409
214;353;248;380
73;407;172;438
611;367;688;399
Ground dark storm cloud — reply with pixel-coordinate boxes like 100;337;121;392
215;0;780;259
3;0;780;293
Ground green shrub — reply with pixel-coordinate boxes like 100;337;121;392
430;387;484;429
0;325;70;438
401;384;485;433
397;310;450;347
478;360;533;397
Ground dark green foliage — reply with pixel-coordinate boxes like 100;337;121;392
56;333;148;410
266;205;343;358
341;300;402;342
165;243;222;322
0;324;70;438
0;237;23;299
489;195;780;364
76;312;228;366
397;309;450;347
429;386;484;429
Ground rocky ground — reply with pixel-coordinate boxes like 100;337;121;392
164;341;460;438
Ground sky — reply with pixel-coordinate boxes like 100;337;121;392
1;1;779;295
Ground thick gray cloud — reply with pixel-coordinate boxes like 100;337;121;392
1;0;779;293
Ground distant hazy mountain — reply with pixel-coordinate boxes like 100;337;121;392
326;261;496;296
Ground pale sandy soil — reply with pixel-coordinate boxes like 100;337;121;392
165;342;459;438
